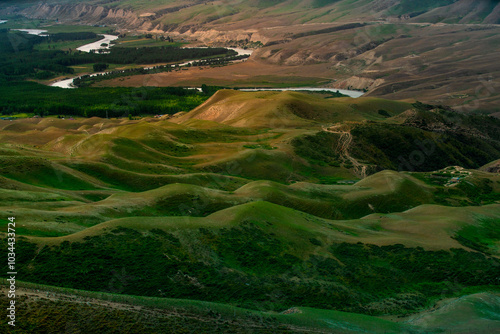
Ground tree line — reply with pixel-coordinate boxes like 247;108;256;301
0;81;215;118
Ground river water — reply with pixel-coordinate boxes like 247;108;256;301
12;29;48;36
241;88;364;98
51;78;79;89
50;46;254;89
76;34;119;52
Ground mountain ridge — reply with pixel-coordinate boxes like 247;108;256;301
10;0;500;31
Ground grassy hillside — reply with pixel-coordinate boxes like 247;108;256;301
0;90;499;332
1;93;499;195
173;90;412;128
3;201;499;316
291;104;500;175
0;1;499;332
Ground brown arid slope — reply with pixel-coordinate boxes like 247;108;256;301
99;21;500;114
95;20;500;115
10;0;500;30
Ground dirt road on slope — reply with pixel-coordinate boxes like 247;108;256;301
323;124;367;179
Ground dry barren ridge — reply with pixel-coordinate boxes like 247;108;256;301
2;0;500;113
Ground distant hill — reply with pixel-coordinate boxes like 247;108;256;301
172;90;412;127
7;0;500;30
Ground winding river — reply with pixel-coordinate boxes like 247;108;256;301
49;37;364;97
12;28;48;36
240;87;364;98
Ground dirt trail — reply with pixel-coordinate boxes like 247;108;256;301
2;286;144;313
323;124;367;179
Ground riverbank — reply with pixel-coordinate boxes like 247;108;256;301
241;87;364;98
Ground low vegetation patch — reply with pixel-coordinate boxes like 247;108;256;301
453;218;500;255
3;225;498;315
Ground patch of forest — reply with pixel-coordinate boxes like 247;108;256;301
0;82;216;118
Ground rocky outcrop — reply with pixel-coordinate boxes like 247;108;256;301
19;3;270;45
482;161;500;173
332;76;385;92
172;29;268;45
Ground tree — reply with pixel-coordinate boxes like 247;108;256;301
93;63;108;72
201;84;209;94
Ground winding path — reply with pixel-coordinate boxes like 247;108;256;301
323;124;367;179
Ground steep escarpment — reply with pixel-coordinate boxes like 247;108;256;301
21;3;148;30
14;0;500;32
